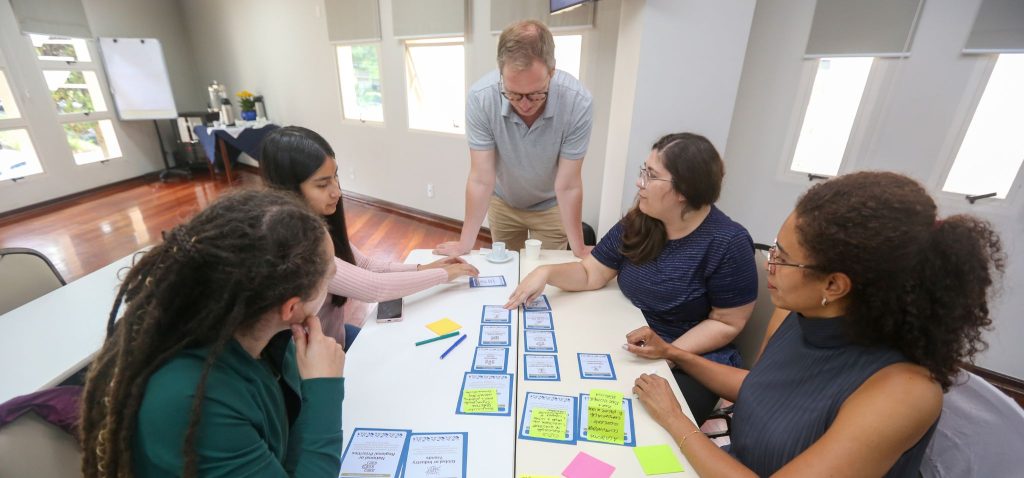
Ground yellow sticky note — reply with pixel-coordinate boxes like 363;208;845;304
633;445;685;474
588;389;625;445
426;318;461;335
529;408;568;440
461;388;498;413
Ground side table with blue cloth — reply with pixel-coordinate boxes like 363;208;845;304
193;123;280;183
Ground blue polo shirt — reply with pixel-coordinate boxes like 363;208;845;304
591;207;759;366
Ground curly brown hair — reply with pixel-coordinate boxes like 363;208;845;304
794;171;1004;390
79;190;329;477
621;132;724;264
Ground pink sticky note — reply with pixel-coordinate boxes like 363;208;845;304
562;451;615;478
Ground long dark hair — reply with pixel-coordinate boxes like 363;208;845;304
79;190;330;477
260;125;355;307
794;171;1004;390
621;132;724;264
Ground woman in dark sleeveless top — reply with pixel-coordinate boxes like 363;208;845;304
624;172;1004;477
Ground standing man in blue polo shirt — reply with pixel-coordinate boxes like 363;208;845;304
434;20;593;258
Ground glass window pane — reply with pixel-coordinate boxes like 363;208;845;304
337;45;383;123
790;57;874;177
553;35;582;79
405;38;465;134
43;70;108;115
30;34;91;62
0;70;21;120
943;54;1024;199
63;120;122;165
0;129;44;180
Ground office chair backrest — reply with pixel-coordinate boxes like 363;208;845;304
0;248;67;315
735;243;773;369
919;369;1024;477
0;412;82;477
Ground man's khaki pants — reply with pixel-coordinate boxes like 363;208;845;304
487;196;567;253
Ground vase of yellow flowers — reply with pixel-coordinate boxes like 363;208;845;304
236;90;257;121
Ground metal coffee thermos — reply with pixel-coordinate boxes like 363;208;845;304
254;95;267;120
219;98;234;126
207;81;226;113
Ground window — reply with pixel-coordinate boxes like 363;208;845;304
337;44;383;123
790;57;874;177
942;54;1024;199
405;37;465;134
30;34;121;165
0;70;44;181
553;34;582;79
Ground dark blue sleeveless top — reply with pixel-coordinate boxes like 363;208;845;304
730;312;936;477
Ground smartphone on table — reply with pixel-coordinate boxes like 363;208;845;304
376;298;404;323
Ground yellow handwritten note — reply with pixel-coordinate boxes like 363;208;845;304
461;388;498;413
426;318;461;335
588;389;625;444
529;408;568;440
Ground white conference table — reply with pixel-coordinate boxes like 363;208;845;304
514;250;696;477
342;249;521;477
0;250;141;404
346;249;698;477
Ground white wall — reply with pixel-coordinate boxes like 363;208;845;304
0;0;203;213
597;0;757;234
718;0;1024;378
178;0;622;228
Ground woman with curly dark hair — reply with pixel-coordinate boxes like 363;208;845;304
80;190;346;477
626;171;1004;477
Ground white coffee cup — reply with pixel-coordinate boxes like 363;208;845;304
491;241;507;259
524;239;542;260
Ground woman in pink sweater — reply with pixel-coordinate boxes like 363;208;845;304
260;126;479;349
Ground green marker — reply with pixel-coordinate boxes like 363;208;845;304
415;331;459;346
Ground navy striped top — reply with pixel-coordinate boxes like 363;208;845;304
591;206;758;366
731;312;936;476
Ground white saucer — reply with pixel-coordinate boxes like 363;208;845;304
485;252;514;263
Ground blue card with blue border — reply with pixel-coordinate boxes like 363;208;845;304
523;329;557;353
455;372;513;416
400;432;468;478
479;324;511;346
577;353;616;380
469;275;506;288
523;354;560;381
339;427;412;478
523;310;554;330
523;294;551;311
518;392;578;444
480;305;512;323
471;346;509;373
577;393;637;446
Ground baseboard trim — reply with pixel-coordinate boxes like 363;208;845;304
343;189;491;242
964;364;1024;408
0;171;161;225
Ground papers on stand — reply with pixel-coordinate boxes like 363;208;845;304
456;372;513;416
523;354;561;381
340;428;412;478
401;432;468;478
518;392;578;444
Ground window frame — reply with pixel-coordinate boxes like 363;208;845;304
777;56;882;185
930;53;1024;211
29;34;123;166
0;66;46;182
403;36;466;136
334;41;386;126
552;31;586;81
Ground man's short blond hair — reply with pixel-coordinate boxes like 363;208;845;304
497;20;555;72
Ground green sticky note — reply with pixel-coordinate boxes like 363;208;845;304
633;445;685;475
587;389;625;444
528;408;568;440
462;388;498;413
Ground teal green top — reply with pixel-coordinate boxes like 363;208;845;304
134;339;344;477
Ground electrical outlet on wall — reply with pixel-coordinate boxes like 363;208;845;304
426;183;435;198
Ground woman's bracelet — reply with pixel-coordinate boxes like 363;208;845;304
677;428;703;450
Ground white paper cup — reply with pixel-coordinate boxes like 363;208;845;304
524;239;542;260
491;241;507;259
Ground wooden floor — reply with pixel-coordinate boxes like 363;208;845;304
0;170;488;282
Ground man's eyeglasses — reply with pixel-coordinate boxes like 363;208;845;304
499;77;549;103
638;167;671;189
766;241;821;274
